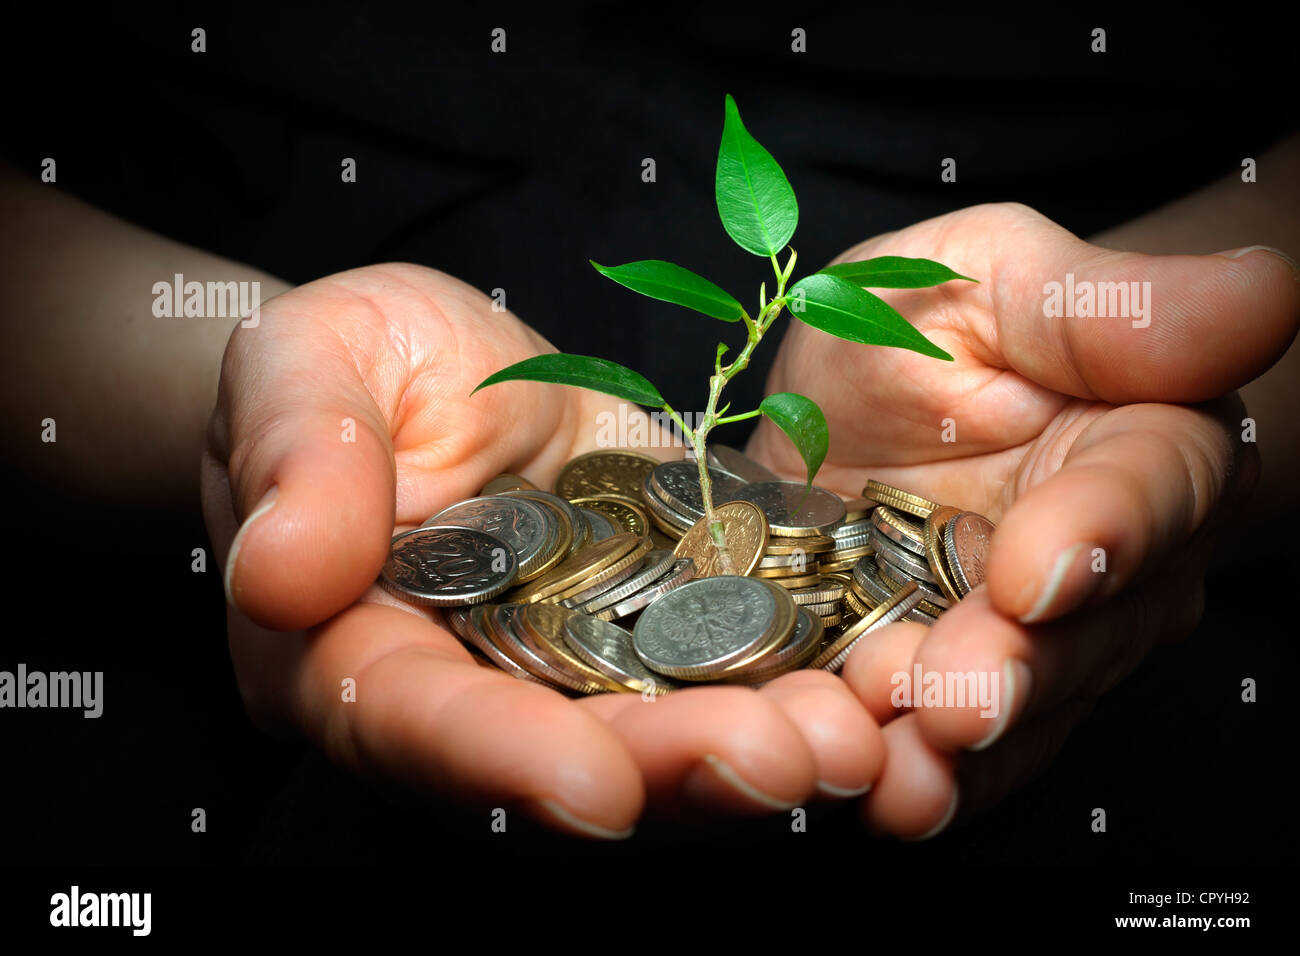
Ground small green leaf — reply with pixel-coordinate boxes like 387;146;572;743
759;392;828;488
820;256;977;288
590;259;744;322
786;273;953;361
473;353;664;406
716;94;798;257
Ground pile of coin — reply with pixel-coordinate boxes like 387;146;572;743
377;446;996;695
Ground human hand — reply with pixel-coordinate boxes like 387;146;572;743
200;263;885;839
751;202;1299;837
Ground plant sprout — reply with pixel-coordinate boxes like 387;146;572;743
475;95;974;558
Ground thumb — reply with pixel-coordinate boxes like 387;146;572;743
208;317;395;632
989;207;1299;402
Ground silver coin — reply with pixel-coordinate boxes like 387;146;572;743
640;473;696;530
424;495;552;578
870;506;926;556
832;518;874;541
852;556;934;624
445;608;472;639
706;444;781;483
818;587;925;673
578;506;621;543
633;575;776;679
804;600;840;616
731;480;846;537
563;613;676;693
868;526;938;584
380;526;518;606
831;534;873;553
650;461;747;520
789;581;846;605
579;549;678;613
875;554;950;609
557;550;644;606
730;605;824;682
460;605;546;682
499;489;585;557
598;558;696;620
491;604;596;693
758;551;819;570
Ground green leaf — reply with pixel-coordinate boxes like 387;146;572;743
472;353;665;406
786;273;953;361
715;94;798;257
820;256;977;288
590;259;744;322
759;392;828;488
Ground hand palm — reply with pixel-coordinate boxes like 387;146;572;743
750;203;1295;834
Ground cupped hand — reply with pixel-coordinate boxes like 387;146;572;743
200;263;882;839
750;202;1299;837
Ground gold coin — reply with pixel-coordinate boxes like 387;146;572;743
480;473;538;495
863;480;939;520
844;583;875;617
872;556;948;617
819;546;874;573
753;564;818;579
810;581;919;670
541;536;653;604
768;572;822;589
842;497;874;523
514;495;573;583
481;604;604;694
555;450;662;504
873;505;925;551
516;604;628;693
764;534;835;555
565;503;591;555
673;501;768;578
646;522;679;549
570;495;650;537
647;515;686;541
512;532;643;604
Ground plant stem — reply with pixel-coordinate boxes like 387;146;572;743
714;409;761;425
670;247;796;568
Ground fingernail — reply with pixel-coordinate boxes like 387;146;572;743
682;753;800;811
904;786;958;841
817;780;872;799
224;485;278;608
970;659;1032;752
1020;542;1102;623
528;798;635;841
1215;245;1300;281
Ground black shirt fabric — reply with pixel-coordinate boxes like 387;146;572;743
4;7;1293;422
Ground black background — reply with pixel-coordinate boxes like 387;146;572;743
1;3;1294;935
